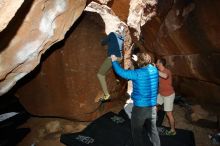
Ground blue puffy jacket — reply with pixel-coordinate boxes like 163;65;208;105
112;61;159;107
101;32;124;57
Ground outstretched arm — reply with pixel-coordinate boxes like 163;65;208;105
111;55;138;80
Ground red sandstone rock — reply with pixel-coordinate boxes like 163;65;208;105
16;13;127;121
0;0;24;32
0;0;86;95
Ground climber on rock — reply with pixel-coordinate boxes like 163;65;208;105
97;25;125;103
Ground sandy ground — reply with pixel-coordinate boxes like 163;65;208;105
17;117;90;146
17;104;216;146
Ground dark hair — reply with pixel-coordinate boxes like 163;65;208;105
131;46;140;55
137;52;151;68
158;58;166;66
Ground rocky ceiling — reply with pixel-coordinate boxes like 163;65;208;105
0;0;24;32
0;0;219;121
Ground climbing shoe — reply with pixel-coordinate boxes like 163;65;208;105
165;130;176;136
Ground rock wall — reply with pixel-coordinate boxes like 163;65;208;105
142;0;220;106
0;0;24;32
16;13;127;121
0;0;86;95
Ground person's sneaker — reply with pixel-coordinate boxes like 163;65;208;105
157;127;168;135
165;130;176;136
99;94;111;103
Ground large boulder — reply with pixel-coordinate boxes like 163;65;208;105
141;0;220;107
0;0;24;32
0;0;87;95
16;13;127;121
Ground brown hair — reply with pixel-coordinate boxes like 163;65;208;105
157;58;166;66
136;52;151;68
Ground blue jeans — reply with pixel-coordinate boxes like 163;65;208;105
131;106;160;146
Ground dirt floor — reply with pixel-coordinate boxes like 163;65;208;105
17;104;217;146
163;105;215;146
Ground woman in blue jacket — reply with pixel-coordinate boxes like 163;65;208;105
111;53;160;146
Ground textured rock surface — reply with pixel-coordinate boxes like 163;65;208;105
174;77;220;106
141;0;220;107
0;0;86;95
127;0;157;38
0;0;24;32
16;13;127;121
165;54;220;84
85;2;127;38
97;0;111;5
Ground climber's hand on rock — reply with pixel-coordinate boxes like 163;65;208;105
111;55;117;62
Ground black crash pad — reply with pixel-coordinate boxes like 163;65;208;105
60;112;195;146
